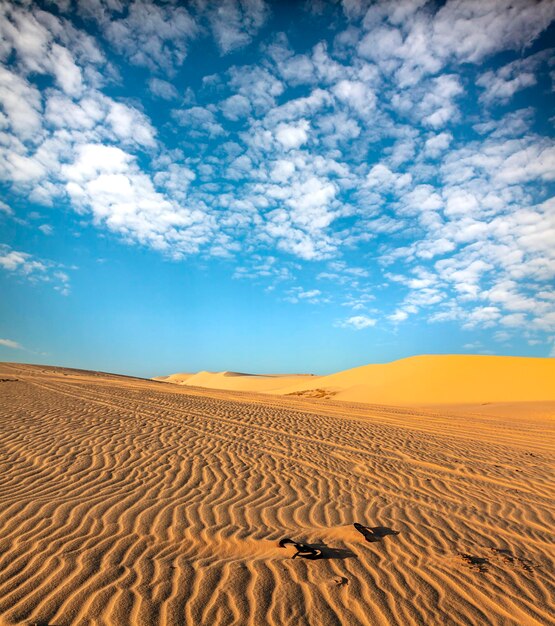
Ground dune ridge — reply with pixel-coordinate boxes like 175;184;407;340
0;362;553;625
157;354;555;406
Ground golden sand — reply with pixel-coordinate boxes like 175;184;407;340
159;355;555;406
155;371;317;393
0;361;553;625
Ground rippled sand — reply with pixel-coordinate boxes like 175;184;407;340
0;362;553;625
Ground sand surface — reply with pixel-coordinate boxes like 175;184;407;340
155;371;317;393
0;362;553;626
157;355;555;406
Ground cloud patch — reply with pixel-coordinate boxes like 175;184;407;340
0;0;553;348
0;244;71;295
337;315;377;330
0;338;26;350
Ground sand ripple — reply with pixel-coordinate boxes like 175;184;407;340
0;363;553;625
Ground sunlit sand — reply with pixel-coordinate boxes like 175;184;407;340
1;359;553;625
157;354;555;405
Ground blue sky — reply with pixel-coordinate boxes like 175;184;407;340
0;0;554;377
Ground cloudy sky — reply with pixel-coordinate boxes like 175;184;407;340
0;0;554;376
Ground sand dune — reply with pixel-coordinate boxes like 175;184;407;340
158;355;555;407
153;373;194;384
156;370;318;393
0;362;553;625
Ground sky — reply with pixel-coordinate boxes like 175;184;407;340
0;0;554;378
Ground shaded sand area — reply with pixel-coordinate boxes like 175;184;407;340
0;362;554;626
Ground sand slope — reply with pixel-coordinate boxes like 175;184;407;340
153;373;194;384
0;362;553;626
157;370;318;393
158;355;555;406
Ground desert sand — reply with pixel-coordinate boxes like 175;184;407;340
0;360;553;625
157;355;555;406
154;371;317;394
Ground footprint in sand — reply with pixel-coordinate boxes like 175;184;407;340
490;548;537;572
458;548;538;574
458;552;489;573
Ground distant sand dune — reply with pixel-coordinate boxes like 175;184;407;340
0;362;553;625
158;370;318;393
158;355;555;407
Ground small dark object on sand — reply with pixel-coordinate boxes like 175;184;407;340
278;538;322;559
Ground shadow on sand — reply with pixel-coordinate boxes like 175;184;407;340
354;522;400;543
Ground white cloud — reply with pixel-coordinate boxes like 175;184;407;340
462;306;501;329
463;341;482;350
106;101;157;147
299;289;321;299
0;67;43;140
316;111;361;149
205;0;269;54
38;224;53;235
388;310;409;322
62;144;132;183
0;338;23;350
0;5;90;95
264;213;337;260
338;315;377;330
266;34;316;86
44;91;104;131
500;312;527;327
366;164;412;190
172;106;225;137
228;65;284;115
62;144;214;257
421;75;463;128
424;132;452;158
220;94;252;121
332;79;375;115
148;77;179;100
358;25;404;69
275;120;310;150
0;0;554;346
284;287;325;304
358;0;555;86
0;244;71;294
49;42;83;96
270;159;295;182
478;68;537;106
265;88;331;127
153;162;196;202
97;0;198;72
317;261;370;292
0;200;13;215
494;144;555;184
233;255;294;283
0;246;47;274
432;0;555;65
